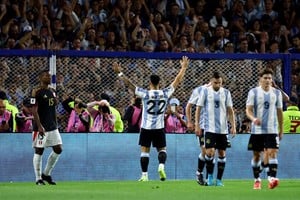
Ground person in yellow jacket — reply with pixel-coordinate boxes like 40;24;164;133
283;96;300;133
100;93;124;132
0;91;19;132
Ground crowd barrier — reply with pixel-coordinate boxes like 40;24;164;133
0;133;299;182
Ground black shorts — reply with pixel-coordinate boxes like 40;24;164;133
204;132;228;150
197;129;205;146
247;134;279;151
139;128;166;148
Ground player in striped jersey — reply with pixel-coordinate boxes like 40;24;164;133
113;56;189;181
186;82;210;185
195;71;236;186
246;68;283;190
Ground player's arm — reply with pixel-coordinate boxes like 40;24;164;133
246;105;261;126
277;108;284;140
112;62;136;92
185;102;194;131
227;106;236;137
194;105;202;136
30;89;45;135
171;56;189;88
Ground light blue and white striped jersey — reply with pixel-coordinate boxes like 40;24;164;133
246;86;283;134
196;86;233;134
188;84;209;129
135;85;175;130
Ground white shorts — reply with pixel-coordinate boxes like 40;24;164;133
32;129;62;148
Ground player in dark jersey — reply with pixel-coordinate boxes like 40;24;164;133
30;70;63;185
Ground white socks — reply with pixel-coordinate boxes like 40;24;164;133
44;151;60;176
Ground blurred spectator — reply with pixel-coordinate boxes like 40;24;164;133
209;6;228;29
239;118;251;134
283;96;300;133
100;93;124;133
164;98;187;133
123;96;142;133
0;90;18;132
15;97;34;133
288;33;300;53
0;98;13;133
63;97;91;133
87;99;116;133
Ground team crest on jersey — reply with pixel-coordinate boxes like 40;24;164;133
43;94;48;99
30;98;36;104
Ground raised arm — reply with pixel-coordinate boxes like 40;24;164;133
171;56;189;88
112;62;137;92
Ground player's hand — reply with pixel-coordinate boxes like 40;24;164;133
180;56;189;68
38;126;45;136
253;118;261;126
187;121;194;131
195;125;202;136
112;62;122;74
230;127;236;138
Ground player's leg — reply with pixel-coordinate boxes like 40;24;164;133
138;146;150;181
42;129;62;185
33;147;45;185
154;129;167;181
215;134;228;186
262;149;270;178
138;129;151;181
204;132;216;186
266;134;280;189
32;131;46;185
196;134;206;185
248;134;264;189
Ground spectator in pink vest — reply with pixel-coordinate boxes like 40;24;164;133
0;99;13;133
16;97;34;132
87;99;116;132
164;98;187;133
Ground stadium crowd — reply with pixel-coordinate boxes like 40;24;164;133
1;0;300;53
1;0;300;133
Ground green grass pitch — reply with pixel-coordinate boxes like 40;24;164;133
1;180;300;200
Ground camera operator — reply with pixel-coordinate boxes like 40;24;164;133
62;96;91;133
15;97;34;132
0;99;13;133
87;99;116;133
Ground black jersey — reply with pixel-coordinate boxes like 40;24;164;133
32;87;58;131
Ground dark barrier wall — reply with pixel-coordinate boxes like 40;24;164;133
0;134;299;182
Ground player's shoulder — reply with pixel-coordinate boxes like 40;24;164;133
31;85;42;97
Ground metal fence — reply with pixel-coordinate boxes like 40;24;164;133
0;50;297;132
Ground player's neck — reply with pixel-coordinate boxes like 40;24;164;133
150;85;159;90
40;83;49;89
261;85;270;91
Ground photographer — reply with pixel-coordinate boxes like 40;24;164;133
0;99;13;133
164;98;187;133
62;96;91;133
87;99;116;133
15;97;34;132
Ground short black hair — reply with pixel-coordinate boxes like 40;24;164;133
39;69;49;76
0;90;8;100
150;74;160;86
212;71;222;79
259;68;273;77
100;93;110;102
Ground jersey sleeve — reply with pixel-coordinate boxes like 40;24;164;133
188;88;199;104
246;89;255;106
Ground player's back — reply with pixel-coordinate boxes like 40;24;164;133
136;87;174;130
